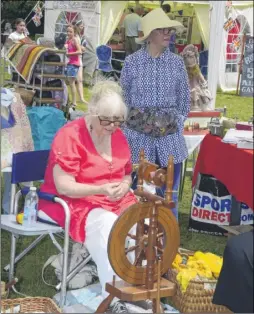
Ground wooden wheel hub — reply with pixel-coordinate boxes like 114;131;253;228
108;202;180;286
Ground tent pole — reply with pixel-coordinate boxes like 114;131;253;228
207;1;226;110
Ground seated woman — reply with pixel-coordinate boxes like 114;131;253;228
213;230;253;313
38;80;136;313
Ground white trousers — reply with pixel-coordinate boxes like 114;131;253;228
84;208;121;299
85;208;145;300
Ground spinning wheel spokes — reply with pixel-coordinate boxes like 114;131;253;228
108;202;180;286
126;221;166;257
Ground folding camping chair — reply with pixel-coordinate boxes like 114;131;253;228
0;150;91;308
95;45;119;82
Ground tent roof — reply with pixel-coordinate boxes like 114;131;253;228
127;1;253;6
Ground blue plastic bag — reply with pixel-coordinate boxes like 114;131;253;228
27;107;66;151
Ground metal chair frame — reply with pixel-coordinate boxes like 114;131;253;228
1;150;91;308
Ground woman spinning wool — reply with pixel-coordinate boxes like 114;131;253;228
38;81;136;313
121;8;190;219
181;44;212;111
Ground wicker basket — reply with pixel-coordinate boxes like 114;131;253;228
0;297;61;313
167;249;231;313
0;281;8;299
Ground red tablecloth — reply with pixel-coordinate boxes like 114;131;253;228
193;134;254;209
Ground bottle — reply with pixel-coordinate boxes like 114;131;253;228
22;187;38;227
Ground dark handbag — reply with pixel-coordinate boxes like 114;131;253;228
126;107;178;137
55;33;66;50
35;90;53;100
46;79;62;88
44;54;61;63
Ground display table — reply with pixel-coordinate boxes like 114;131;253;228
192;134;253;224
184;130;209;156
2;167;12;172
178;130;209;200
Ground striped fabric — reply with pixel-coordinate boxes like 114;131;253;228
7;43;57;83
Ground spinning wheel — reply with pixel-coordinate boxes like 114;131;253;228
108;202;179;286
96;150;180;313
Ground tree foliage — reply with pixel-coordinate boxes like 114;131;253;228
1;0;44;35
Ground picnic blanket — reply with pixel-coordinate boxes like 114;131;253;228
6;43;57;83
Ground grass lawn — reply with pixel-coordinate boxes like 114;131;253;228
1;88;253;300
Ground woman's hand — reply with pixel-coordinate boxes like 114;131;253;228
108;181;130;202
102;182;122;198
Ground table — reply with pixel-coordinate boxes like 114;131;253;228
193;134;253;225
184;130;208;156
193;133;253;209
178;131;209;200
2;167;12;172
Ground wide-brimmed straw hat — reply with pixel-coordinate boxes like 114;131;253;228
136;8;183;44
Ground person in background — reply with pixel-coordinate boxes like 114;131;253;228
120;8;190;220
65;24;82;108
162;4;175;20
162;4;176;53
8;18;27;43
73;20;88;104
213;230;253;313
121;5;144;56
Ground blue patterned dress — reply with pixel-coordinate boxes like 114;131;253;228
120;46;191;167
120;46;191;218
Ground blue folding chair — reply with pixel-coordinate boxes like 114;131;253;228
0;150;91;308
95;45;119;81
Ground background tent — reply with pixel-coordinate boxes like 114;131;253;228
44;1;253;108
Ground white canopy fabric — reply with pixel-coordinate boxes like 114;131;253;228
219;5;253;91
193;4;210;49
207;1;226;109
100;1;127;45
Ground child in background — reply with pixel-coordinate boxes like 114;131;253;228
65;24;82;107
8;18;27;43
73;20;87;105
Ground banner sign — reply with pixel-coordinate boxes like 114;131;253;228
240;36;254;97
191;190;231;225
189;175;253;236
52;1;98;11
191;190;253;226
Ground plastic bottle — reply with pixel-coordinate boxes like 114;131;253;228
22;187;38;227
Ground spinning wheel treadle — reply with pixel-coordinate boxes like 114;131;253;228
108;202;179;285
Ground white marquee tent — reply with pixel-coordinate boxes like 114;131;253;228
44;1;253;109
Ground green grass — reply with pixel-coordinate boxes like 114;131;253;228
1;88;253;300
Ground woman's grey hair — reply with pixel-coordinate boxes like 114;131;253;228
88;79;127;119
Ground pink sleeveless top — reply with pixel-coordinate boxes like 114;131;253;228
66;39;80;66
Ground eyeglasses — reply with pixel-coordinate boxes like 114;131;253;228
98;116;125;127
156;28;171;35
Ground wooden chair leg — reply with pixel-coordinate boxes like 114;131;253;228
95;294;114;313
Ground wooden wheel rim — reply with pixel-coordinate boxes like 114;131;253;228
108;203;180;285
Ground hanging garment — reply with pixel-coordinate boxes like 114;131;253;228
1;90;34;169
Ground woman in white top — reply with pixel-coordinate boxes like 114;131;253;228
8;18;27;43
73;20;87;104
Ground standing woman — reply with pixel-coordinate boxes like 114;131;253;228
73;20;88;104
120;8;190;219
65;24;82;107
